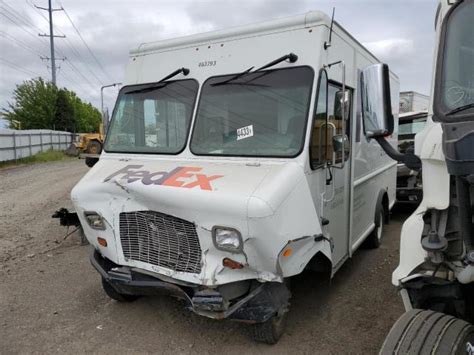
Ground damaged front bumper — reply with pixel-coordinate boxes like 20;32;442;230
90;249;290;323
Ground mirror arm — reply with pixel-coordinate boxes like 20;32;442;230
374;136;422;171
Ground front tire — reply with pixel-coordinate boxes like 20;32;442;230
252;312;288;344
380;309;474;354
101;278;139;302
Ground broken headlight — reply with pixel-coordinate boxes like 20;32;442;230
84;211;106;230
212;227;242;252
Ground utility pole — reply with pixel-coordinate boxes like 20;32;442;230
36;0;65;85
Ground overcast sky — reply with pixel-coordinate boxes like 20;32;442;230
0;0;438;115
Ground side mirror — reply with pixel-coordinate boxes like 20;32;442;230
361;63;394;138
332;134;348;153
332;134;350;162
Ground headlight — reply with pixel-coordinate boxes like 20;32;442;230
84;211;106;230
212;227;242;252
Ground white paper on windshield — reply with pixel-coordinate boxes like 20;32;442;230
236;125;254;140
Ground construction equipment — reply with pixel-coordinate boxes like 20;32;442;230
65;123;104;156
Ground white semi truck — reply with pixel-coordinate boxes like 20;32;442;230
360;0;474;353
65;11;399;343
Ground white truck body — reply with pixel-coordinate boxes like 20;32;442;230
70;11;398;328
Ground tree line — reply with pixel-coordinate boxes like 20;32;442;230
2;78;102;132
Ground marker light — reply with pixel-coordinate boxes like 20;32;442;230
84;211;106;230
97;237;107;247
212;227;242;252
223;258;244;269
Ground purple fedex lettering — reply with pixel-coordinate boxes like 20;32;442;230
104;165;144;182
141;167;183;185
104;164;223;191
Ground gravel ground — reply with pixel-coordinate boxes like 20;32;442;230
0;159;407;354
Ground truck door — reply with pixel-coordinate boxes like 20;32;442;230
309;70;353;269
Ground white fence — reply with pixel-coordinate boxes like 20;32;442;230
0;129;74;162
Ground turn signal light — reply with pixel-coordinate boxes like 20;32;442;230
282;248;293;257
97;237;107;247
223;258;243;270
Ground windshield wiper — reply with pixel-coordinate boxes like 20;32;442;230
446;103;474;116
211;52;298;86
125;67;190;94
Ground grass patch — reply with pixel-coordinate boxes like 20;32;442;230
0;150;73;169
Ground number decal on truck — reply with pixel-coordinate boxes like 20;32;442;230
198;61;217;67
236;125;254;140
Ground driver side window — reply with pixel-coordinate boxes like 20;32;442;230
310;70;328;169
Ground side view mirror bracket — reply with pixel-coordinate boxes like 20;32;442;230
374;136;421;171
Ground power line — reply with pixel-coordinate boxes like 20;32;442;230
0;57;43;77
58;2;113;83
35;0;65;85
24;0;104;87
0;31;46;57
0;11;48;48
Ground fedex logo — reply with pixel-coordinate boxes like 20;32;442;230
104;165;223;191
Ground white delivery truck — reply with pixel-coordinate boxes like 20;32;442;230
68;11;399;343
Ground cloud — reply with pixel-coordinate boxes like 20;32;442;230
364;38;415;60
0;0;438;113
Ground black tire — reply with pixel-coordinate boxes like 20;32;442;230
252;312;288;345
364;208;385;249
85;157;99;168
380;309;474;354
101;278;139;302
86;140;102;155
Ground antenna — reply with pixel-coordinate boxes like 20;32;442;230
324;7;336;50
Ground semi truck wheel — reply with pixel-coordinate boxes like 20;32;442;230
101;278;139;302
252;312;288;344
380;309;474;354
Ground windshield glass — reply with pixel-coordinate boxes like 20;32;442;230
440;1;474;114
104;80;198;154
190;67;314;157
399;120;426;136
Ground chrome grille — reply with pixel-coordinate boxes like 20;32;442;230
119;211;202;274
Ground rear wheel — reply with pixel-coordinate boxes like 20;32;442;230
364;209;385;249
252;312;288;344
101;278;139;302
381;309;474;354
86;140;102;155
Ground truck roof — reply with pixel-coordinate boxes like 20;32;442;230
130;11;380;64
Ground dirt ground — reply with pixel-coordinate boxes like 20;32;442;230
0;159;408;354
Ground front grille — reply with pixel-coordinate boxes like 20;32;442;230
119;211;202;274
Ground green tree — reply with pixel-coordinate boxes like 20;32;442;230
2;78;102;132
2;78;57;129
54;89;76;131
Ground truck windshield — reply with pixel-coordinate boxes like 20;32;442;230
399;120;426;136
439;1;474;117
104;79;198;154
190;66;314;157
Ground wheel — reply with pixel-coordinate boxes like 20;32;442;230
85;157;99;168
252;312;288;344
380;309;474;354
86;140;102;155
101;278;139;302
363;209;385;249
